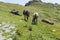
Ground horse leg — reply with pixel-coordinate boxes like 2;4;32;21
32;18;35;24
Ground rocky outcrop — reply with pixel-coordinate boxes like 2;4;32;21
25;0;42;6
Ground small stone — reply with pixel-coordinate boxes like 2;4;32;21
3;24;10;28
5;29;11;32
9;25;15;29
2;22;6;25
0;24;2;26
7;38;12;40
11;31;16;34
0;35;5;40
52;29;56;32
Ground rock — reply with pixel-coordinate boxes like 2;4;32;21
0;24;2;26
7;38;12;40
25;0;42;6
28;26;32;31
32;0;42;2
52;29;56;32
11;31;16;35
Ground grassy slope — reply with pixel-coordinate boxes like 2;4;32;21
0;2;60;40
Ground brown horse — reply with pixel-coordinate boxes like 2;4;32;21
42;19;54;25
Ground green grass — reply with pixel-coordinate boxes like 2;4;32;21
0;2;60;40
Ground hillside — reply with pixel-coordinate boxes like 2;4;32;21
0;1;60;40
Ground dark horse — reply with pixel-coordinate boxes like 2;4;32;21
32;13;39;25
23;10;30;21
10;9;21;16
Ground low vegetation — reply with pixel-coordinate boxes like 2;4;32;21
0;1;60;40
